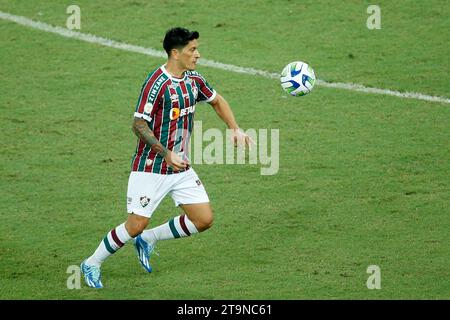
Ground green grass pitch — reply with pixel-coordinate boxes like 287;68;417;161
0;0;449;299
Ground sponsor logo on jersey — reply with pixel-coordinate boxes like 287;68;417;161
148;76;166;102
170;108;180;120
170;104;196;120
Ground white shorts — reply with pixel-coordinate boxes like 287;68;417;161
126;168;209;218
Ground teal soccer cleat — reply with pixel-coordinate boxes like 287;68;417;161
134;235;155;273
80;260;103;288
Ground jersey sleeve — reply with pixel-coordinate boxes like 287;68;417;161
134;70;164;122
193;73;217;103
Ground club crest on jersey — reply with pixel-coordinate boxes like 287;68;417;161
191;81;198;100
140;196;150;207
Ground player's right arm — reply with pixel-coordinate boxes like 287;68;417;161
132;118;187;171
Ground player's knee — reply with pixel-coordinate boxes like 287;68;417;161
204;215;214;230
125;214;149;237
195;214;214;232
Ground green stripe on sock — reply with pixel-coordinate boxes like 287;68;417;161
168;219;180;238
103;237;116;254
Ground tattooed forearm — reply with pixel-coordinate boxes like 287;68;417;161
132;118;168;156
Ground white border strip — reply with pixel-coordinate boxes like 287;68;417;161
1;11;449;105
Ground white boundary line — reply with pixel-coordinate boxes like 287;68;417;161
1;11;449;105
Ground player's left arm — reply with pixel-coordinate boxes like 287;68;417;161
209;94;255;148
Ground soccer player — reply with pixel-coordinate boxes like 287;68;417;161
80;27;253;288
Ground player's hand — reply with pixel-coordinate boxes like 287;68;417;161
231;128;256;150
164;150;188;171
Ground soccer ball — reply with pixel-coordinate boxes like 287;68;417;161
280;61;316;96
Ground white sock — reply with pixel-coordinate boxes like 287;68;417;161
141;215;198;243
86;223;132;267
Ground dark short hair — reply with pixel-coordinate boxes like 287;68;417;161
163;27;199;56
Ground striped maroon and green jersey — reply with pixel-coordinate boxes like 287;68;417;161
131;65;216;175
